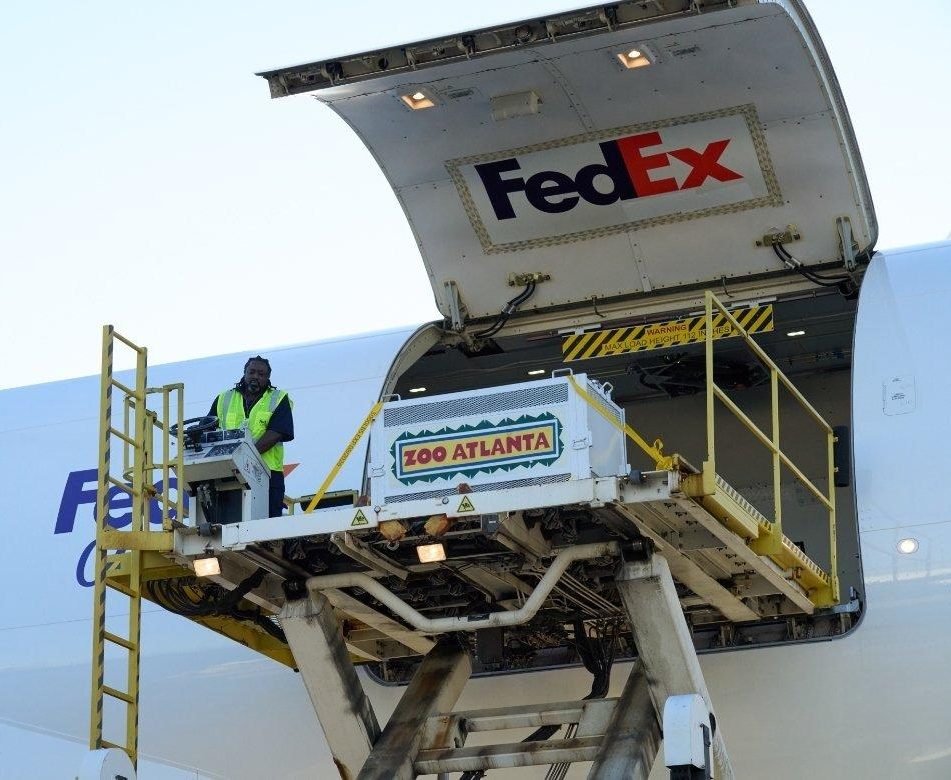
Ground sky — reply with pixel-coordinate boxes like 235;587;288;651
2;1;950;390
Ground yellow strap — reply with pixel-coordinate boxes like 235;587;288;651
566;375;673;470
304;400;385;513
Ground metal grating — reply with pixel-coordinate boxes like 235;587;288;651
384;384;569;427
385;473;572;503
590;382;624;424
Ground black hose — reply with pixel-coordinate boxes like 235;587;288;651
146;568;287;643
472;282;536;339
772;244;857;295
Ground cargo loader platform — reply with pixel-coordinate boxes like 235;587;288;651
84;291;843;778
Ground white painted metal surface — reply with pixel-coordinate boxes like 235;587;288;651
209;475;620;551
369;372;626;502
616;556;732;780
179;436;269;527
78;748;136;780
263;1;875;322
279;592;380;777
663;694;711;771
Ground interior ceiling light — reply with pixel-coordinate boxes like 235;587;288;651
194;556;221;577
409;387;427;393
897;538;919;555
617;47;652;69
786;330;806;337
401;90;435;110
528;369;546;375
416;542;447;563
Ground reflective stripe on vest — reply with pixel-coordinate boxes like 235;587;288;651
216;387;288;472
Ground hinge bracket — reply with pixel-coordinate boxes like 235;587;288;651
444;280;465;331
836;216;858;271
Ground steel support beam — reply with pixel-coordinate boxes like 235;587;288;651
615;554;734;780
588;663;660;779
358;639;471;780
279;592;380;780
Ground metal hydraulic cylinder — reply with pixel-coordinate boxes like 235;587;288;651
588;663;660;780
279;591;380;779
615;554;734;780
358;638;472;780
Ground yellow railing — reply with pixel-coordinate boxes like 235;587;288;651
701;291;838;605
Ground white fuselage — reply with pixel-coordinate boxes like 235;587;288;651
1;244;950;778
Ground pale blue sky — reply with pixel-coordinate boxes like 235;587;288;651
2;1;949;389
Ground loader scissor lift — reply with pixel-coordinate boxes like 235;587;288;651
84;291;841;779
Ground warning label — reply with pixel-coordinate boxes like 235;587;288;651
562;305;773;362
351;510;369;527
457;496;476;513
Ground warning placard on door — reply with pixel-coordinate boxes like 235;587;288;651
562;305;773;362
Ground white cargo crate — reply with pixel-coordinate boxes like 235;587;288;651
368;372;628;504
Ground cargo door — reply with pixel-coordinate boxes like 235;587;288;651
260;0;875;328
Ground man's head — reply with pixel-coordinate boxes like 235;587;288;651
239;356;272;395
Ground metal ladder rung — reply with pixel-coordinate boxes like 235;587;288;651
108;426;138;447
106;476;140;496
150;493;178;509
416;736;604;775
106;579;139;598
111;331;145;353
103;631;137;651
103;685;134;704
111;378;138;398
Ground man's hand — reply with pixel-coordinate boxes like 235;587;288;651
255;430;282;456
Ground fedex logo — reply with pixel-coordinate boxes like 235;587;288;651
449;106;778;252
474;131;742;220
56;468;188;587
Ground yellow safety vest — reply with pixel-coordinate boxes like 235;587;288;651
216;387;290;472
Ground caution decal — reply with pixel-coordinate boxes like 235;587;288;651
391;413;563;485
562;305;773;362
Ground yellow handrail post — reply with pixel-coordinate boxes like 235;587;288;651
826;430;840;604
124;343;147;768
702;291;717;494
89;326;113;755
176;385;185;526
162;390;171;531
751;368;784;555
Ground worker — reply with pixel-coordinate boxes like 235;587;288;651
209;356;294;518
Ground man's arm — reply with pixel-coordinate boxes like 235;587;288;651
256;395;294;456
255;430;283;455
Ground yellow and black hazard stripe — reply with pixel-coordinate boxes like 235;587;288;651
562;305;773;362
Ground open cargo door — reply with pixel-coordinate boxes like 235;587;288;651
260;0;875;329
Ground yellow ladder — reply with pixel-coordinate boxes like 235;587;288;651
89;326;183;768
